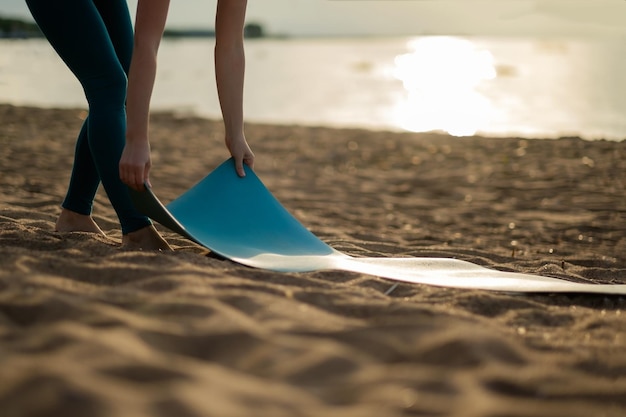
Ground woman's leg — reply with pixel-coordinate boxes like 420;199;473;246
25;0;155;236
60;0;136;231
56;120;103;233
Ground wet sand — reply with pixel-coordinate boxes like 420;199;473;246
1;104;625;417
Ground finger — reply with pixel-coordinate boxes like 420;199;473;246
235;158;246;178
128;168;142;191
244;156;254;171
136;169;146;191
133;175;145;191
121;167;133;189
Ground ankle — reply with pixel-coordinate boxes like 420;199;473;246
56;209;104;235
122;225;171;251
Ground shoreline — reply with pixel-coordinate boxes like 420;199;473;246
6;101;626;143
1;104;625;417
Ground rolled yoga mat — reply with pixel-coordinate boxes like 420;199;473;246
129;159;626;295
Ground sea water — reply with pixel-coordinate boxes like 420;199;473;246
1;35;625;141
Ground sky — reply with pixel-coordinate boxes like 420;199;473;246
2;0;625;37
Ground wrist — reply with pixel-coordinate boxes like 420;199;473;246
225;135;246;146
125;136;149;147
125;126;148;143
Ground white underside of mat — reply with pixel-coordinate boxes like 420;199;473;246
129;159;626;295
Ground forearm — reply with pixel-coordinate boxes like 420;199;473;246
126;46;158;143
125;0;170;143
215;42;245;139
214;0;247;141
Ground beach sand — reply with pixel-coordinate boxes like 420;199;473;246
1;104;625;417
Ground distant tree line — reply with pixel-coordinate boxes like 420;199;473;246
164;23;265;39
0;16;265;39
0;16;42;38
243;23;264;38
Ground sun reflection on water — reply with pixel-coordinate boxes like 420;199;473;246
392;37;497;136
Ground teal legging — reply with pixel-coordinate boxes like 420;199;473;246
26;0;152;234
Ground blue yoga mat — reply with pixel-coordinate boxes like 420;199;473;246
129;159;626;295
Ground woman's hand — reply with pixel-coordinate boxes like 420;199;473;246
226;134;254;177
119;140;152;191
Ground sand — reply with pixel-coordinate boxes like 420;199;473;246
0;104;625;417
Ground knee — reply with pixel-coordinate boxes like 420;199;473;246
84;69;128;108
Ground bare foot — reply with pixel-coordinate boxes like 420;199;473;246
55;208;106;236
122;225;172;251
